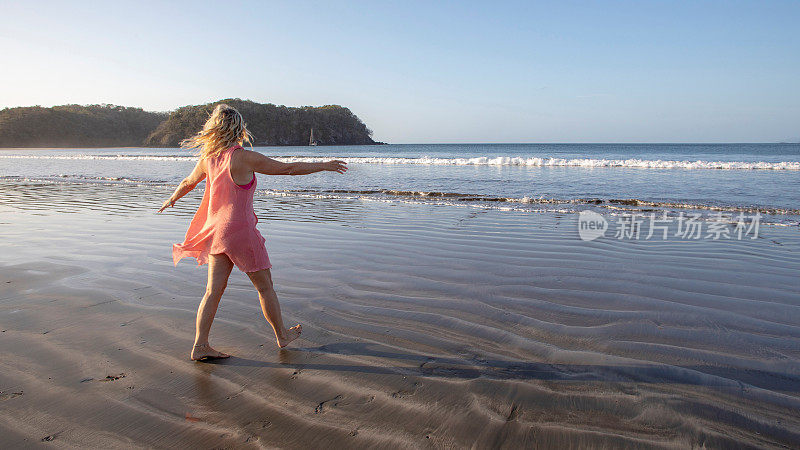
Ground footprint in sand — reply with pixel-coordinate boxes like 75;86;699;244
101;373;126;381
315;395;342;414
0;390;23;401
391;381;421;398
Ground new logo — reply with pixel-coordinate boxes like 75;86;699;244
578;210;608;241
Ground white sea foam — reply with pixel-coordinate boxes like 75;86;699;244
252;189;799;224
0;154;798;170
331;156;800;170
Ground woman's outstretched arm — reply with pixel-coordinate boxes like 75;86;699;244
244;150;347;175
157;159;207;213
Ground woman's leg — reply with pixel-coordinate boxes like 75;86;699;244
191;253;234;360
246;269;301;348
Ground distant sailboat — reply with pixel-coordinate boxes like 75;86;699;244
309;128;318;146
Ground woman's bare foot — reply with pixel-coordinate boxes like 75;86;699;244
190;343;231;361
277;324;302;348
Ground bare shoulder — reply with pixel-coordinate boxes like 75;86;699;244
239;148;261;158
235;148;263;167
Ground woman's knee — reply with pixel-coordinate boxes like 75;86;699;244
247;270;273;293
252;278;275;299
256;279;274;296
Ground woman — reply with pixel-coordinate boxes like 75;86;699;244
158;104;346;361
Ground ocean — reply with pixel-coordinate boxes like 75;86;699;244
1;143;798;225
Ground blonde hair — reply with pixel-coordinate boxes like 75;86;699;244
180;104;253;159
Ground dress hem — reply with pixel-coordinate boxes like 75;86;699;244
174;249;271;273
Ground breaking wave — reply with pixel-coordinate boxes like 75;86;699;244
262;188;800;217
1;175;797;224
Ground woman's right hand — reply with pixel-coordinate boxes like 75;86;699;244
324;160;348;174
157;198;175;213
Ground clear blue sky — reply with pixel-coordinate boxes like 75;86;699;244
1;1;798;143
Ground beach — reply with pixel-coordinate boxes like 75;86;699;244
1;176;799;449
3;0;800;445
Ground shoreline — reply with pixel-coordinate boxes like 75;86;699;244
1;177;797;226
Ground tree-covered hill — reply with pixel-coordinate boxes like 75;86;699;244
144;99;377;147
0;99;380;148
0;104;166;148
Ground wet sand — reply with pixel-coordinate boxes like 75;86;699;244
1;180;799;448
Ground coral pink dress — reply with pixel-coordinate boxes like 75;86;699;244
173;145;272;273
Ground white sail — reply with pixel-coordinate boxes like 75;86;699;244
309;128;317;146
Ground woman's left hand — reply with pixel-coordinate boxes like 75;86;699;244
323;160;348;174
